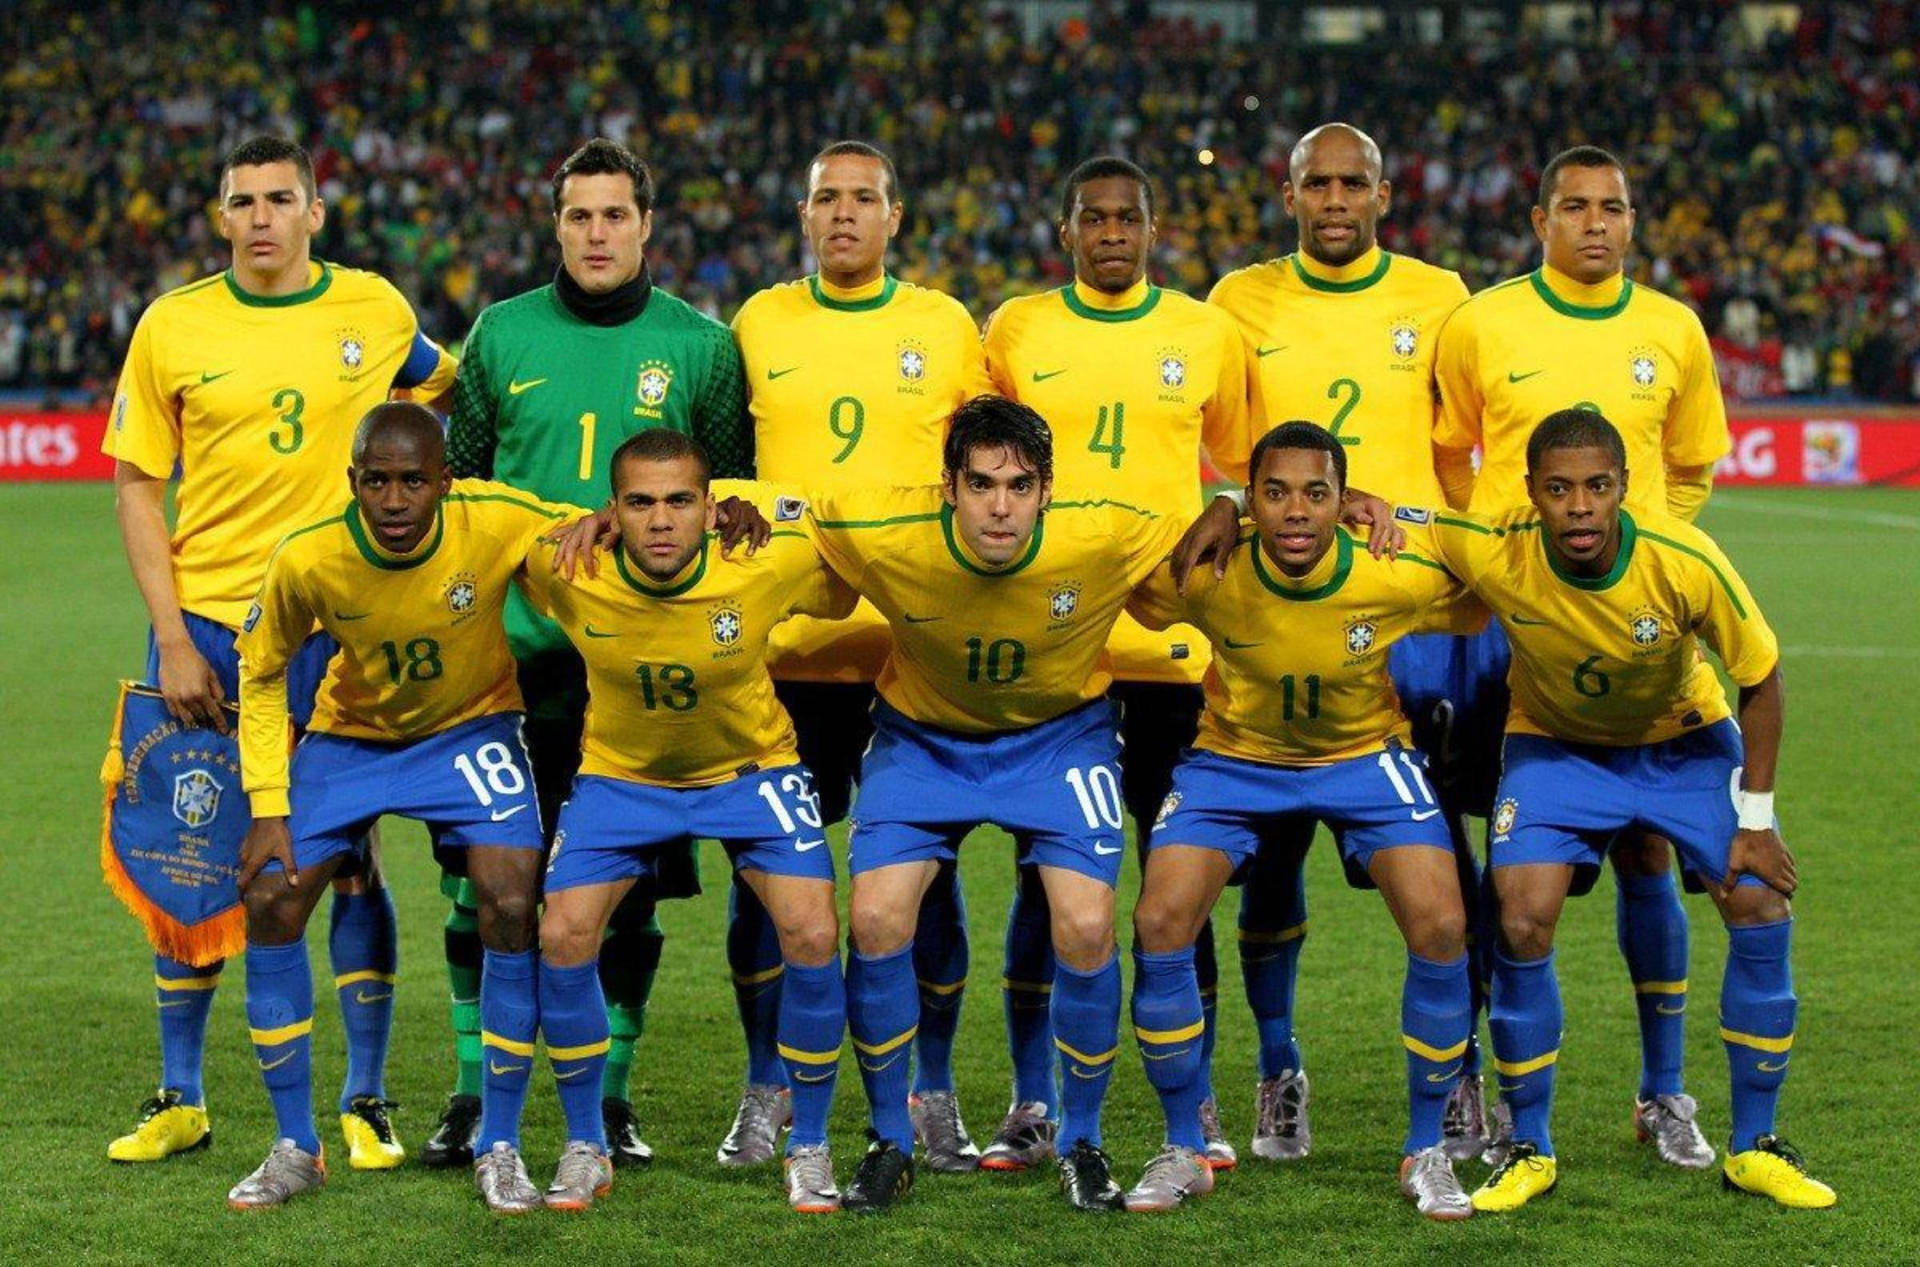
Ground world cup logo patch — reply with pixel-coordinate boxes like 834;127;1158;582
1492;797;1518;838
172;768;223;829
709;603;743;647
1345;619;1377;655
636;360;674;412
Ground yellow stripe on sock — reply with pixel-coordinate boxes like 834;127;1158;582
778;1042;842;1065
1238;921;1308;945
732;965;785;987
1634;980;1687;995
1719;1027;1794;1054
546;1038;611;1062
1002;978;1053;995
155;973;220;992
334;970;398;989
852;1026;917;1058
1404;1034;1471;1063
1493;1049;1559;1077
482;1030;537;1058
918;977;967;996
249;1018;313;1047
1134;1019;1206;1046
1054;1038;1119;1067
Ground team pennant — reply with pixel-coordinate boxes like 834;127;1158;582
99;682;248;965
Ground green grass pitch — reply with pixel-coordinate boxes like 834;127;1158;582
2;483;1914;1265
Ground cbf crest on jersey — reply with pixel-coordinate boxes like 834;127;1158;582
636;359;675;419
709;601;744;650
897;338;928;391
1628;606;1665;648
1048;582;1082;626
1389;316;1420;361
445;570;479;623
1156;346;1188;397
100;682;248;965
336;325;369;378
1628;346;1659;393
1344;618;1378;656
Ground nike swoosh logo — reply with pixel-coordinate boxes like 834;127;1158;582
584;624;619;639
858;1055;904;1074
1068;1065;1108;1079
1032;369;1068;382
1141;1047;1192;1062
1510;614;1550;626
1656;1002;1686;1016
508;378;547;395
767;366;800;380
1255;346;1288;358
354;989;393;1005
902;613;941;624
794;838;826;853
1092;843;1122;856
491;805;529;822
1224;637;1263;649
335;612;370;622
490;1061;527;1076
1756;1059;1789;1073
200;370;234;384
1507;369;1545;384
793;1069;836;1083
260;1052;296;1071
555;1067;589;1081
1426;1064;1464;1084
1411;809;1442;822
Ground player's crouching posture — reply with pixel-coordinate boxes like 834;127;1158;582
528;429;857;1214
1127;423;1485;1217
230;404;572;1209
1421;410;1834;1213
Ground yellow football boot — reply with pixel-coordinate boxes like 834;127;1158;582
340;1096;406;1170
1722;1136;1835;1209
108;1090;211;1163
1470;1143;1558;1212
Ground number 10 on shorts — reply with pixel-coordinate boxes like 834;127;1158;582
1064;764;1125;831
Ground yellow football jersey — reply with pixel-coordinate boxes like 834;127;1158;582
733;272;992;683
1425;506;1778;747
519;527;856;787
809;486;1184;734
1433;265;1730;516
1131;524;1486;766
238;481;572;815
1208;245;1468;507
984;277;1251;685
105;261;458;629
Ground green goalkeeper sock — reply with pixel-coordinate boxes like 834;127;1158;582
442;874;483;1099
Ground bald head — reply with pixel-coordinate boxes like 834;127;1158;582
1289;123;1383;186
352;401;445;466
1283;123;1391;267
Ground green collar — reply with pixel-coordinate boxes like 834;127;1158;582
1528;269;1633;320
1291;250;1391;294
1543;509;1636;589
1252;526;1353;600
615;534;710;597
1060;282;1162;323
940;503;1044;577
225;259;333;308
808;273;898;312
346;501;444;570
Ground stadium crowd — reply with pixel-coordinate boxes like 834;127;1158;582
3;0;1917;401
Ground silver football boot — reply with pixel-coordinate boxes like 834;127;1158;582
1633;1093;1716;1169
473;1141;542;1214
1198;1097;1238;1169
1250;1070;1312;1161
783;1143;841;1213
1399;1144;1473;1220
227;1138;326;1209
1441;1073;1490;1162
909;1090;981;1172
979;1100;1058;1171
544;1141;614;1211
716;1083;791;1166
1124;1144;1215;1212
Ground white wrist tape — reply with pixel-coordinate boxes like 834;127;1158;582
1218;488;1248;513
1737;790;1775;832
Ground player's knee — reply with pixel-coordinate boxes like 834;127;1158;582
777;916;839;968
1720;884;1791;928
538;909;600;967
1131;894;1196;956
1052;906;1117;970
241;878;309;943
1407;905;1468;962
848;897;913;959
1497;906;1557;960
479;888;537;953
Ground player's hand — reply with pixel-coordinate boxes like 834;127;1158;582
549;507;619;580
1722;826;1796;898
239;817;297;889
714;495;771;557
1171;495;1242;593
1341;487;1404;558
156;635;229;733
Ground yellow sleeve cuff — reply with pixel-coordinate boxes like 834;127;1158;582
249;788;291;818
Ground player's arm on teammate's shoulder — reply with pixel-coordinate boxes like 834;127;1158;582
1125;555;1194;632
694;325;755;479
445;315;498;479
1394;519;1489;635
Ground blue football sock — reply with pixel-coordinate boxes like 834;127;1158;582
154;953;220;1107
779;959;846;1150
329;889;398;1112
1402;951;1472;1154
1194;920;1220;1104
244;940;318;1154
1616;869;1690;1099
1132;946;1206;1152
1721;919;1796;1153
1489;947;1562;1157
1239;866;1308;1078
478;948;538;1152
727;877;786;1086
912;866;968;1095
1001;879;1057;1111
847;944;918;1152
1052;953;1121;1151
539;957;609;1149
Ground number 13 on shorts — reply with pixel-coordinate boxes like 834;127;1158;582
757;769;825;836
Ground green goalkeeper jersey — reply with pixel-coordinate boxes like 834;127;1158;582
448;279;752;659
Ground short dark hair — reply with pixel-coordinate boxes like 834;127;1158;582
552;138;654;215
943;395;1053;485
1059;155;1154;224
1249;421;1347;493
610;427;710;491
352;401;445;465
1537;145;1629;209
807;140;901;205
1526;408;1627;474
221;135;316;202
